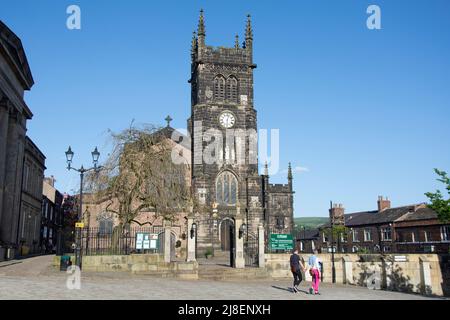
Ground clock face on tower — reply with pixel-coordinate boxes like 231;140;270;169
219;111;235;128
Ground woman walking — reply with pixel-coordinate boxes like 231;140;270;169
308;250;321;295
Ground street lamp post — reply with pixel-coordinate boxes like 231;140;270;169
330;201;336;284
299;225;305;252
65;146;103;270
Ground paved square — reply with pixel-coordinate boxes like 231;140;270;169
0;256;443;300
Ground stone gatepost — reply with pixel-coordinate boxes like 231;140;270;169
419;256;432;295
234;215;245;269
343;255;353;285
258;224;265;268
163;221;172;263
186;215;196;262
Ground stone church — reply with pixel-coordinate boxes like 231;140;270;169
187;11;294;256
81;11;295;264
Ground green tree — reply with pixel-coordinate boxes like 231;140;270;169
323;225;349;252
425;168;450;223
323;225;349;240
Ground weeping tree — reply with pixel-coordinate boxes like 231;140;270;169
87;123;193;242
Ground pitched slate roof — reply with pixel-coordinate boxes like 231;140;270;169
297;229;320;240
321;205;429;228
396;207;438;222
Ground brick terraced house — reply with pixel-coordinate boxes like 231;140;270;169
298;196;450;254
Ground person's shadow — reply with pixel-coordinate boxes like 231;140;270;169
271;286;309;294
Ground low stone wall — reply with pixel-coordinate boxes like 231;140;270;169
53;254;198;280
265;253;447;297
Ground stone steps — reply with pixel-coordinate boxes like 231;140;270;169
135;269;198;280
198;265;270;281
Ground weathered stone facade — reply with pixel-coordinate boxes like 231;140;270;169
18;137;45;256
41;176;64;255
0;20;45;259
188;11;294;254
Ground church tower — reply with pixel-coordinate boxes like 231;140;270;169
189;11;260;254
188;11;294;259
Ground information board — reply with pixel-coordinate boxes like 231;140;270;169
270;234;294;250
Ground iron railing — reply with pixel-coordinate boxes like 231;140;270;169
80;226;165;256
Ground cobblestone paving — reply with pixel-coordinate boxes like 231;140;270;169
0;255;443;300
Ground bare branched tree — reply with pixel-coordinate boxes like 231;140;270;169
86;122;193;229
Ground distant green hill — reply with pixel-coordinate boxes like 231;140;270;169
293;217;328;232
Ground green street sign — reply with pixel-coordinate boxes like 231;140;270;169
270;234;294;250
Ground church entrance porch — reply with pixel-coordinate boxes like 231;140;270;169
220;219;235;267
194;218;237;268
189;215;265;270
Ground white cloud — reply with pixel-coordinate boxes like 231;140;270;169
279;166;309;175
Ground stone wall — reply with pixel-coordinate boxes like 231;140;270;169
53;254;198;280
265;253;447;297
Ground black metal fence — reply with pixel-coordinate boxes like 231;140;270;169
80;226;165;256
244;232;259;267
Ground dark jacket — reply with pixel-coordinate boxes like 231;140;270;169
290;254;301;272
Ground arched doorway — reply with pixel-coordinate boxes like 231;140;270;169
220;219;235;267
220;219;233;251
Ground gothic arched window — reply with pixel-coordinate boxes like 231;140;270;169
226;76;238;102
216;171;238;205
98;213;113;235
214;75;226;101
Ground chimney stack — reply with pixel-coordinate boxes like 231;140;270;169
44;175;56;187
377;196;391;212
329;203;345;225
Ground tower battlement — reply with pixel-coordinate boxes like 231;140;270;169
191;10;254;66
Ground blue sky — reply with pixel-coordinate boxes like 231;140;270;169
2;0;450;217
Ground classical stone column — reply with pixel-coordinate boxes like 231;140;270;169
258;224;265;268
163;221;172;263
186;215;196;262
1;108;26;254
234;214;245;269
0;98;10;228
